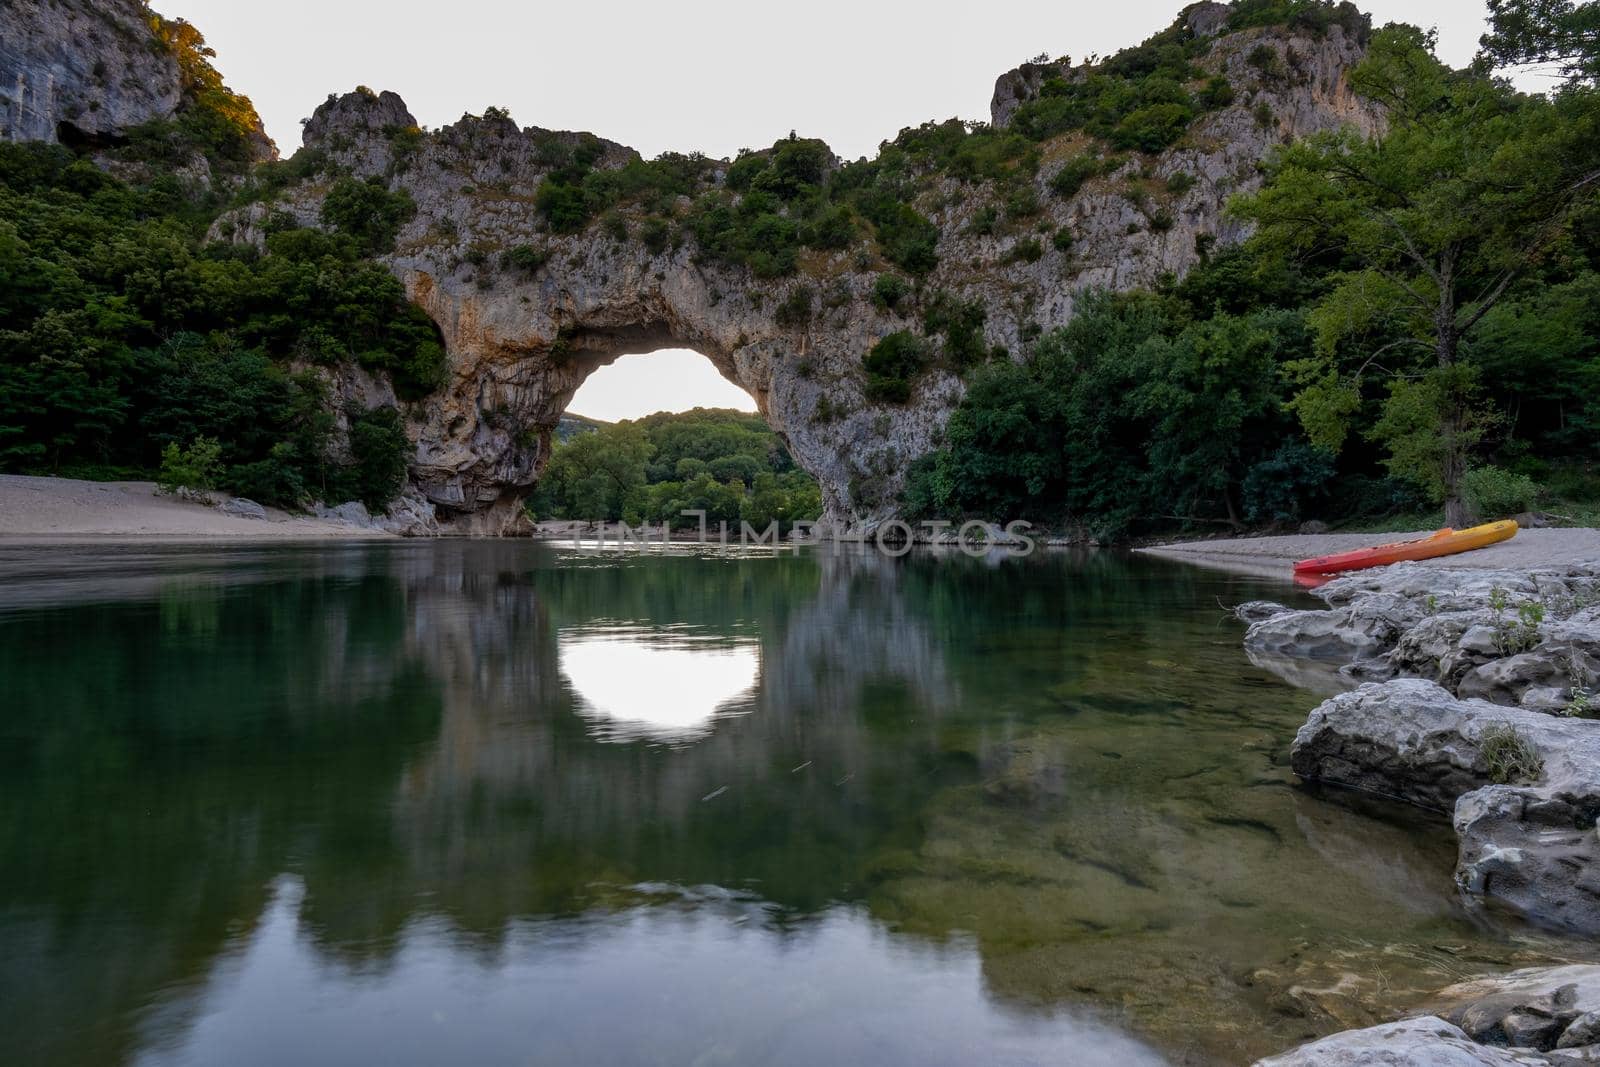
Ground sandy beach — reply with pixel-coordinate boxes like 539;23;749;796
0;475;395;541
1139;527;1600;581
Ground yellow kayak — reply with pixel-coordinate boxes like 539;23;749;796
1294;520;1520;576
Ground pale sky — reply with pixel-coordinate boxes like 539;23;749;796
570;351;759;422
167;0;1519;420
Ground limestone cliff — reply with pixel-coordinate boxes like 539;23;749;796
229;4;1380;534
0;0;273;166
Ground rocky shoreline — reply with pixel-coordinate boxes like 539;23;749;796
1236;563;1600;1064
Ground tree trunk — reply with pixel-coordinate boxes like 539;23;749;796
1441;415;1468;527
1437;250;1468;528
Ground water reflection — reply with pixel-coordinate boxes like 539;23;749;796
138;876;1169;1067
560;628;760;743
0;542;1588;1067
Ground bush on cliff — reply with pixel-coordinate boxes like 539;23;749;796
863;331;933;404
321;176;416;253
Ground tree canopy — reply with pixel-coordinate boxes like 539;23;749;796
1232;25;1600;522
530;409;822;530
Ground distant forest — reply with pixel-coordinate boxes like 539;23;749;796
530;408;823;530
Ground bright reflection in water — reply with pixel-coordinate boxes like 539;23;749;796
560;628;759;743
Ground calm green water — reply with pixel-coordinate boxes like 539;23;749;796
0;542;1578;1066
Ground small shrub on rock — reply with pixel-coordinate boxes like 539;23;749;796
863;331;931;404
775;286;815;328
321;176;416;254
1009;236;1045;262
1051;155;1102;199
503;244;550;274
872;274;912;313
1479;724;1544;785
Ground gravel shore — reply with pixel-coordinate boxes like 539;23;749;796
0;475;394;541
1139;527;1600;581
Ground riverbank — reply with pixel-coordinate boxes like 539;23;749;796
1140;528;1600;581
0;475;395;541
1226;561;1600;1064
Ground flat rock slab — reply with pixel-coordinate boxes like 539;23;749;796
1253;1016;1554;1065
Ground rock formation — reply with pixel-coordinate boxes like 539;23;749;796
1;0;1389;533
1255;965;1600;1065
218;7;1382;533
0;0;181;146
1235;565;1600;933
1244;564;1600;710
1294;679;1600;934
0;0;273;165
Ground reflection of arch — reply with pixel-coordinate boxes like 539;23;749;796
385;545;966;928
560;629;761;743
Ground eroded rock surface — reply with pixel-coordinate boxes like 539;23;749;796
1256;967;1600;1065
1292;679;1600;934
0;0;273;165
1244;563;1600;711
0;0;180;146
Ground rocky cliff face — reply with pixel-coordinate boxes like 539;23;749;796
0;0;180;146
0;0;273;169
241;4;1379;534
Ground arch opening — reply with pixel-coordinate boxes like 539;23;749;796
567;348;757;424
530;345;823;532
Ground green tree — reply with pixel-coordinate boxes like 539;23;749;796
1483;0;1600;83
540;422;654;520
334;406;411;512
1234;25;1600;523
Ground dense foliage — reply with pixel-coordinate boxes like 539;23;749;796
529;408;823;530
905;19;1600;536
0;142;431;510
1482;0;1600;84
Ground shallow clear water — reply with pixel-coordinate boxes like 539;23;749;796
0;542;1581;1066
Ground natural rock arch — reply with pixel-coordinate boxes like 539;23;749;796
233;6;1382;535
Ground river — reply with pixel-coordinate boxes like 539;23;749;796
0;542;1576;1065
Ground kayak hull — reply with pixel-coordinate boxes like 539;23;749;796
1293;521;1519;576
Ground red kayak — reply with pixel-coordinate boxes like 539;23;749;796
1293;521;1519;577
